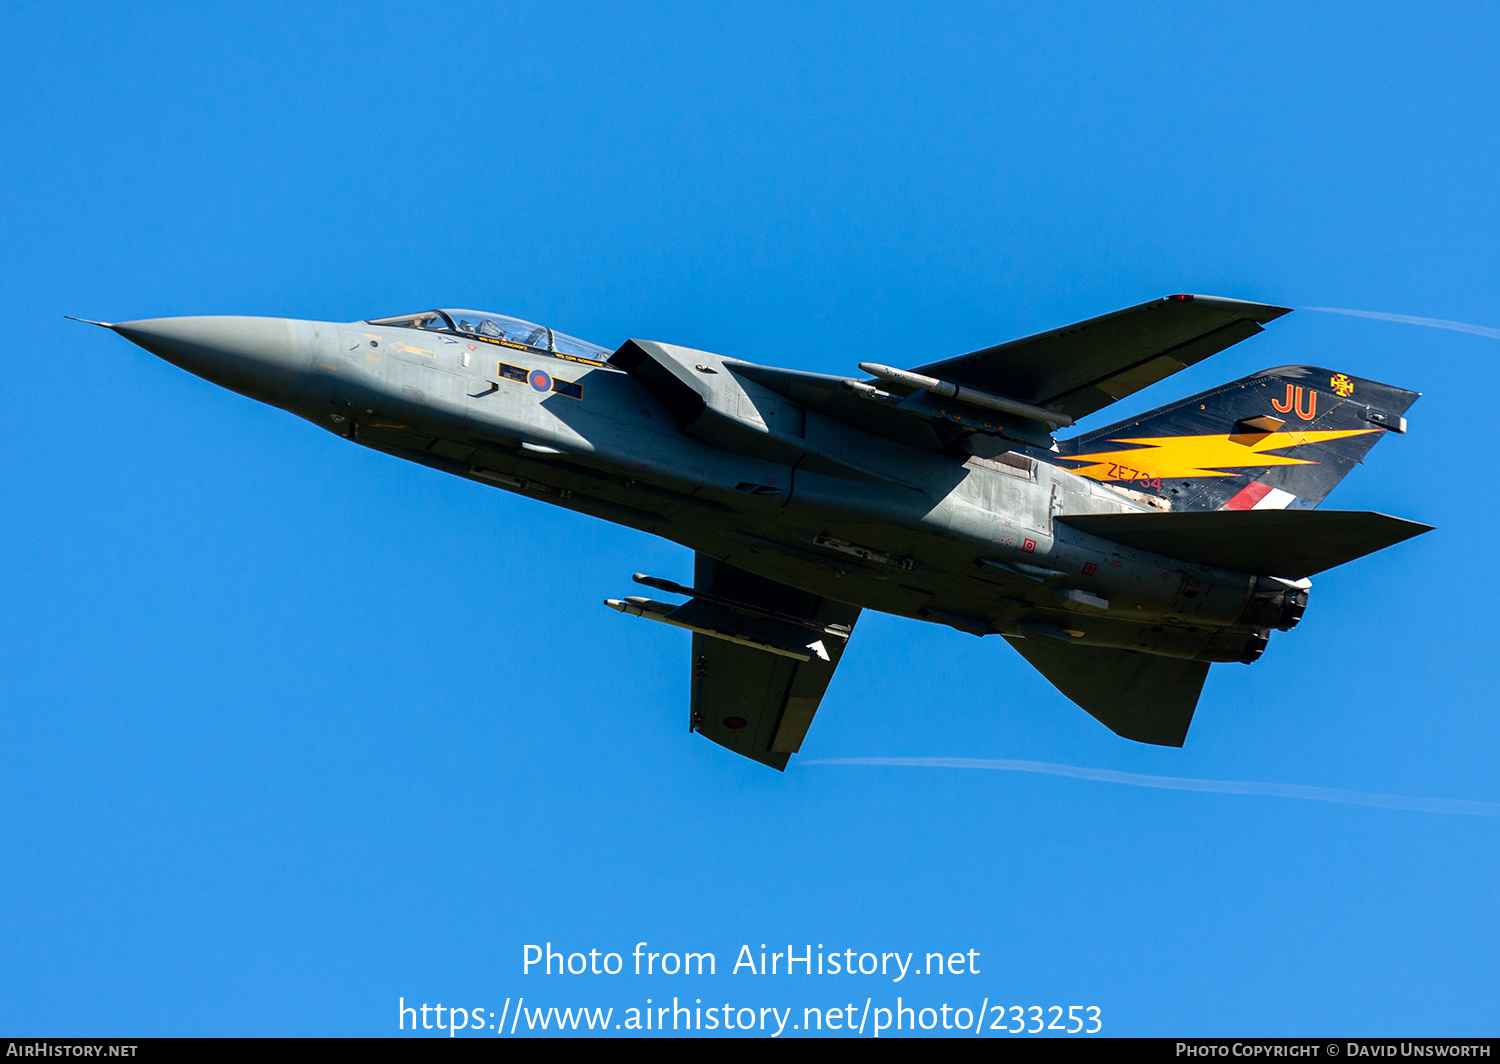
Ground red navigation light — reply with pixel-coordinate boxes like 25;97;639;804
1168;293;1195;301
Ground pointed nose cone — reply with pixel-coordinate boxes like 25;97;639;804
113;316;310;404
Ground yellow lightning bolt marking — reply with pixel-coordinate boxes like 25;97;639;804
1064;429;1380;481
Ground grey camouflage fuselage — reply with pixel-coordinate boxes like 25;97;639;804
92;297;1426;766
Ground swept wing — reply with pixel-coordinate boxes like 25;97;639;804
908;294;1291;423
728;295;1291;457
686;555;861;770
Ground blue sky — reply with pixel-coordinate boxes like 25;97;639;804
2;0;1497;1037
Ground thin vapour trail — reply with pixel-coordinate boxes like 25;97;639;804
810;304;1500;813
805;758;1500;817
1302;306;1500;340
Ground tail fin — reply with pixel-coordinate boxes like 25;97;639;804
1052;366;1418;512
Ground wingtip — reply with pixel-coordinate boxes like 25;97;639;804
64;316;116;329
1165;295;1293;321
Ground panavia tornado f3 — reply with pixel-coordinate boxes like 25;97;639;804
81;296;1431;769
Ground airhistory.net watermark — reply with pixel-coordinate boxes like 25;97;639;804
397;996;1103;1036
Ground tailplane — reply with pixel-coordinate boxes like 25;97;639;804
1005;639;1209;746
1058;509;1432;579
1052;366;1418;512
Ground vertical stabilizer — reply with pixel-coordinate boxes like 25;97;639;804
1051;366;1418;512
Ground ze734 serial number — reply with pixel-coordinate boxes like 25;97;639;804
1103;463;1164;490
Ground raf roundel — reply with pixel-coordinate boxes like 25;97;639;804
528;369;553;393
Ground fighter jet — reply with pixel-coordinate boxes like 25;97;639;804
78;296;1430;769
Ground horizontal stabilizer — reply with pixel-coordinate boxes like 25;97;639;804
1058;509;1432;579
1005;637;1210;746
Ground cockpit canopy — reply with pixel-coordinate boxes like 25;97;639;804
366;309;611;361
